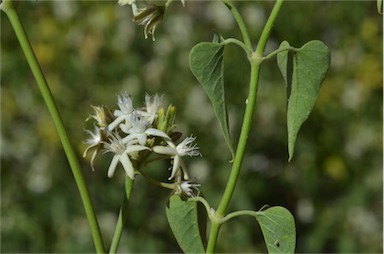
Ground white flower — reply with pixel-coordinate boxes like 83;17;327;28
83;126;104;171
121;113;170;146
108;92;135;131
140;93;163;123
152;136;201;180
133;5;164;41
103;132;149;179
145;94;162;114
178;180;200;197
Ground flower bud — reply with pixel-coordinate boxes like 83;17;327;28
87;105;114;129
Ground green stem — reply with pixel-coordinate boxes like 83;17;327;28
139;169;175;189
206;0;284;253
222;0;252;50
221;210;259;223
262;46;296;61
255;0;284;58
109;177;134;254
222;38;253;56
206;222;221;254
2;2;105;253
216;62;260;216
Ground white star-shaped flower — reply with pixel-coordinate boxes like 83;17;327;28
152;136;201;180
108;92;135;131
83;126;104;171
138;93;163;124
121;113;170;146
103;132;149;179
178;180;200;197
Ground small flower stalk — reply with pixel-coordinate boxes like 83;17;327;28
84;92;202;197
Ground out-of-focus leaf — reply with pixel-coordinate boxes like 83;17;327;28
277;40;330;161
165;195;206;253
378;0;383;14
255;206;296;253
189;42;234;158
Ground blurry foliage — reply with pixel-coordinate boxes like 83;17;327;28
1;1;382;253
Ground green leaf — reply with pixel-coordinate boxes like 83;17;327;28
255;206;296;253
189;42;235;158
166;195;206;253
277;40;330;161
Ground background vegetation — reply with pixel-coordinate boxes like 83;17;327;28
1;1;382;252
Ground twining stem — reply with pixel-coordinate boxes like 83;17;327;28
222;38;253;56
206;0;284;253
263;46;296;61
109;177;134;254
222;0;252;50
255;0;284;58
1;2;105;253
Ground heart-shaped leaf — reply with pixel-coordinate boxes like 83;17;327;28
166;195;206;253
189;42;234;158
255;206;296;253
277;40;330;161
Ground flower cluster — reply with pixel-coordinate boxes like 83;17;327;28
83;92;201;196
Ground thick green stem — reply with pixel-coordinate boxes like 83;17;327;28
2;2;105;253
109;177;134;254
216;63;260;216
206;61;261;253
206;222;221;253
206;0;284;252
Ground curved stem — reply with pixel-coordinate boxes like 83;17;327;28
206;1;284;252
189;196;213;220
139;169;175;189
222;0;252;50
109;177;134;254
255;0;284;58
222;38;253;56
216;62;260;217
206;61;261;254
221;210;259;223
2;2;105;253
262;46;296;61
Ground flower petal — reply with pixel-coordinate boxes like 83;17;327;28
89;147;100;171
146;128;171;140
122;134;136;144
108;115;124;131
152;146;177;156
120;153;135;179
137;132;148;146
169;155;181;180
125;145;150;154
107;155;120;178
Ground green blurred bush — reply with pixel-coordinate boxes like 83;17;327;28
1;1;382;253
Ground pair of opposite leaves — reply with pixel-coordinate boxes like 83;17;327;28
189;39;330;161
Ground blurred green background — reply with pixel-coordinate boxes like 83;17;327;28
1;0;382;253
